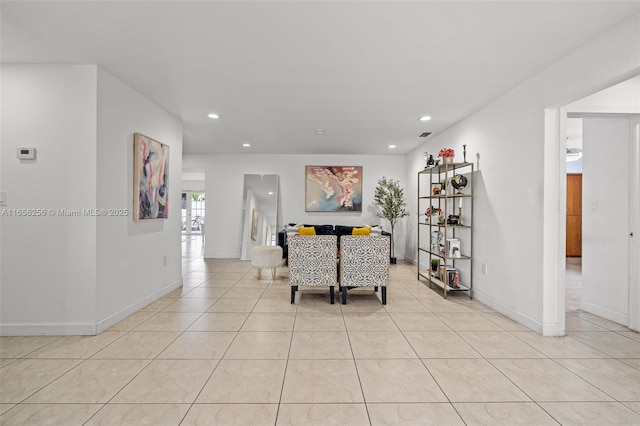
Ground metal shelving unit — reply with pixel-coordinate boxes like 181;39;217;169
418;161;474;298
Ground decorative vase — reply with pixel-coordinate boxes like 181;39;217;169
443;156;454;165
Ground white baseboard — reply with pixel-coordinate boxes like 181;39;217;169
580;300;628;326
472;290;545;335
0;278;183;336
205;251;240;259
0;322;98;336
96;278;183;333
406;256;548;334
405;256;418;265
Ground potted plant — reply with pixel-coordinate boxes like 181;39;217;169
373;176;409;264
438;148;455;165
431;258;440;272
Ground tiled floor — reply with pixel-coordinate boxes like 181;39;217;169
1;242;639;425
565;257;582;313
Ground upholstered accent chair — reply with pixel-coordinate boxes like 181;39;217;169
288;235;338;304
339;235;390;304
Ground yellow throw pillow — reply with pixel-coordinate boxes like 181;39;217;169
298;226;316;236
352;226;371;236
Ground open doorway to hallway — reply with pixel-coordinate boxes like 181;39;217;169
560;76;640;333
565;173;583;316
565;117;584;315
182;191;206;236
182;171;206;272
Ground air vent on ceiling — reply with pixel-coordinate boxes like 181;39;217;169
419;132;431;138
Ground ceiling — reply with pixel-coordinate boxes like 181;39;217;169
2;1;638;155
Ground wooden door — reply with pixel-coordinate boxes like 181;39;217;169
566;174;582;257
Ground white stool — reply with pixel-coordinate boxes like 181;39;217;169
250;245;283;280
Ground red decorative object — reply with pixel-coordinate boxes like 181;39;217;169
425;206;441;217
438;148;454;158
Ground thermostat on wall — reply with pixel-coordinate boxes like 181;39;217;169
17;147;36;160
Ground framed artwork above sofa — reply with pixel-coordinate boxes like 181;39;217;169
305;166;362;212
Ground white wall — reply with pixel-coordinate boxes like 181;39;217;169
582;117;631;325
182;154;407;259
405;14;640;334
181;179;205;192
570;75;640;112
1;65;98;334
0;65;183;335
95;68;183;331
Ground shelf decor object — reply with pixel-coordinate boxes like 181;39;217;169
438;148;455;165
451;174;468;194
417;159;473;299
425;205;441;223
423;152;435;168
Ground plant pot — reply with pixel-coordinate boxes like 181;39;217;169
443;156;454;165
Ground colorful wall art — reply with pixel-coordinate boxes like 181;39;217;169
134;133;169;220
305;166;362;212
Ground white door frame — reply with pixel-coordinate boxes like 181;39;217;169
629;118;640;331
545;107;640;335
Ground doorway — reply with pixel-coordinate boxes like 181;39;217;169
565;173;582;313
182;191;206;236
558;113;638;332
545;76;640;335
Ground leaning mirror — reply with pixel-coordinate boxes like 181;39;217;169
240;174;281;260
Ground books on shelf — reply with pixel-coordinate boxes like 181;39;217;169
448;270;460;288
437;265;459;288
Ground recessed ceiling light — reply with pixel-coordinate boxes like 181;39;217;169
419;115;432;121
388;145;397;149
268;191;274;195
315;129;325;134
207;113;220;119
242;143;251;147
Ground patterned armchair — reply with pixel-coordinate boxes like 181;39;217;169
288;235;338;304
339;235;390;304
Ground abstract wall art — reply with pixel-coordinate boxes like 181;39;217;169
134;133;169;220
305;166;362;212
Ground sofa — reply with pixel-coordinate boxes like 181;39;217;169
277;223;392;263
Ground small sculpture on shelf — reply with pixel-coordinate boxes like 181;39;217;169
430;229;443;253
447;214;460;225
423;152;435;168
451;174;468;194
